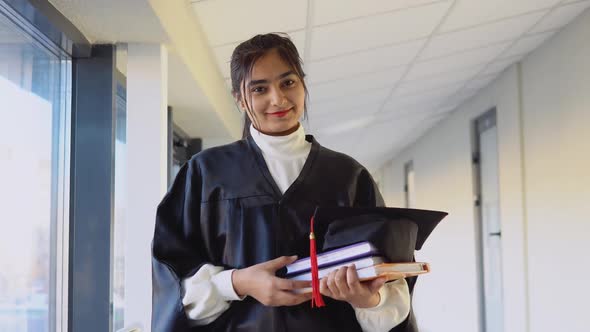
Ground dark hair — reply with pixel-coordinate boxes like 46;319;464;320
230;33;309;138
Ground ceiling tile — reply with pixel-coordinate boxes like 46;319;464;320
396;67;481;96
480;55;523;76
310;88;391;115
464;73;499;91
310;1;451;59
313;0;449;25
439;87;479;109
192;0;307;46
407;42;510;80
315;113;378;136
383;83;464;117
500;31;556;59
357;111;444;159
420;12;545;60
306;39;424;83
315;127;367;156
47;0;169;43
308;67;405;101
529;0;590;34
311;105;381;129
378;100;443;122
440;0;560;32
213;31;306;78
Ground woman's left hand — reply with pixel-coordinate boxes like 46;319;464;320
320;264;387;308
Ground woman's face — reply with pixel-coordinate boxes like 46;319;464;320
239;49;305;135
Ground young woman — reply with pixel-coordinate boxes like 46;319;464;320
152;33;416;332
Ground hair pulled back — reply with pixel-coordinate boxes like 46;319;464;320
230;33;309;138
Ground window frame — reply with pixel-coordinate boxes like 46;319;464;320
1;1;90;331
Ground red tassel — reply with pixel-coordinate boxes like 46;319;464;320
310;216;325;308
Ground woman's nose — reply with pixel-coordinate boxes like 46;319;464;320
271;89;287;107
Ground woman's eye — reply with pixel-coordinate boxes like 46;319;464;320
283;80;295;87
251;86;265;93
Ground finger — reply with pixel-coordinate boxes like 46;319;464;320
262;255;298;271
368;277;387;294
274;277;312;290
326;270;341;298
320;276;333;297
346;264;362;292
334;267;350;295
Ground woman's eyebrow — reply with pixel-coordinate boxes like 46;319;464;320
248;71;295;87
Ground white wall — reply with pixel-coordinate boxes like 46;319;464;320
520;8;590;332
378;8;590;332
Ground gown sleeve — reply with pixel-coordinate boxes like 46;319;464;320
152;160;211;331
181;265;245;325
353;279;411;332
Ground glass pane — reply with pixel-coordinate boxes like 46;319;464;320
0;9;70;332
112;80;127;331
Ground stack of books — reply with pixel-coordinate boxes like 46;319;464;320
286;241;429;284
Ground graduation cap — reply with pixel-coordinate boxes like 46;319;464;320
307;207;448;308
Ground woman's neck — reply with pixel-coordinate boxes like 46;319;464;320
253;123;300;136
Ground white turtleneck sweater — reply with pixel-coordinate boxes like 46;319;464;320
181;124;411;331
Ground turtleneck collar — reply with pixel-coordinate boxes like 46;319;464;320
249;123;310;159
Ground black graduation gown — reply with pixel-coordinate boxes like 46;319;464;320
152;134;419;332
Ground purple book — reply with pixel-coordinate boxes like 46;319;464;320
285;241;378;277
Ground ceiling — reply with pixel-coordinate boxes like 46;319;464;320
48;0;233;140
49;0;169;43
192;0;590;169
46;0;590;171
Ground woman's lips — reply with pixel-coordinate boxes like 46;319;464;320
268;107;293;118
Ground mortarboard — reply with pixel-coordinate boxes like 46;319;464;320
307;206;448;308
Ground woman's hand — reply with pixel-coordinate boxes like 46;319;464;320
232;255;312;306
320;264;387;308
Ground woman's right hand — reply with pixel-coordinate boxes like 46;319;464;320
232;255;312;306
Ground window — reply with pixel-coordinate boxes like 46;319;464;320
0;6;71;332
113;75;127;331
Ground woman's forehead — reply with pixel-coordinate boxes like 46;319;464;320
249;49;295;81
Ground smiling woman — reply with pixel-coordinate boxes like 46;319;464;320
152;33;415;332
